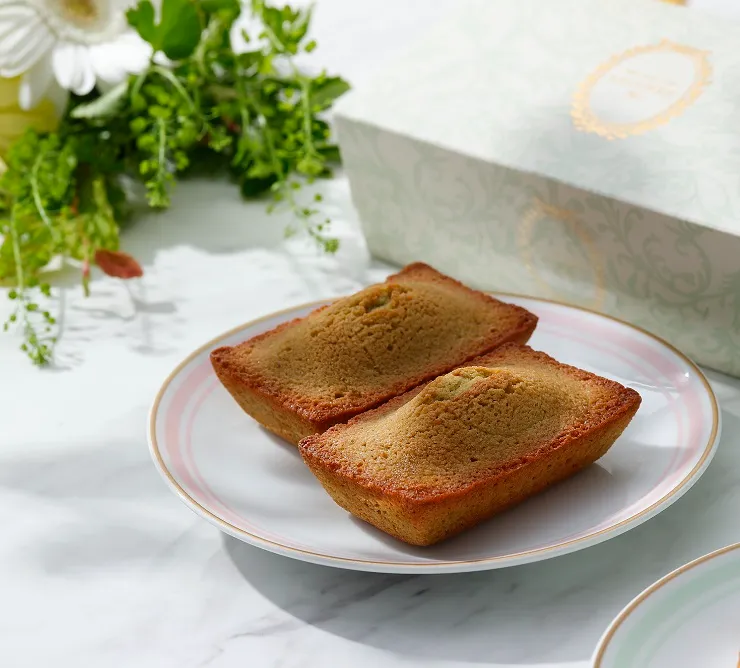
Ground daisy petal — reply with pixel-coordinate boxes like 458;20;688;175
152;51;172;68
0;0;37;28
0;3;39;44
53;42;96;95
0;22;54;77
19;53;54;110
91;32;151;84
0;12;53;77
117;32;152;74
52;42;76;91
0;0;39;8
75;50;96;96
88;43;125;85
110;0;139;11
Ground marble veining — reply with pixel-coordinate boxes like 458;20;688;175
1;214;739;668
2;1;740;666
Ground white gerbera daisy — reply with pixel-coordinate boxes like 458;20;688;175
0;0;152;110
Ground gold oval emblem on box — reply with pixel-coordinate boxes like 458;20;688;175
572;40;711;140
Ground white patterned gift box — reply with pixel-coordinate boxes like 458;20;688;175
334;0;740;377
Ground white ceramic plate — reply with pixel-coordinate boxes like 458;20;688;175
593;542;740;667
148;296;720;574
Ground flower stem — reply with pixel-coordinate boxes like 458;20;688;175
10;208;25;296
30;151;55;235
156;117;167;186
299;77;318;159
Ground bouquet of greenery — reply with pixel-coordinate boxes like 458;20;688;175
0;0;348;365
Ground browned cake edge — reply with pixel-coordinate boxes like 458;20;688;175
298;344;642;546
210;263;538;444
210;311;331;444
210;349;322;444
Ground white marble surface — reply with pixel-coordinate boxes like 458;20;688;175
2;1;740;667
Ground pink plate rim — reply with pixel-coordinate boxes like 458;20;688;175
147;294;721;573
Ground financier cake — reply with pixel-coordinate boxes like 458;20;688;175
210;263;538;445
299;343;641;546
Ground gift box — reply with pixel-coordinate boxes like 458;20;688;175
334;0;740;376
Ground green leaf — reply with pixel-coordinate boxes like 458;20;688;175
127;0;202;60
160;0;203;59
71;81;130;119
126;1;158;44
323;237;339;253
311;77;350;108
201;0;240;14
240;175;277;198
296;155;323;176
246;161;276;179
318;145;341;163
289;5;312;44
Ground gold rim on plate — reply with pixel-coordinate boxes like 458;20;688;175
148;294;720;570
592;541;740;666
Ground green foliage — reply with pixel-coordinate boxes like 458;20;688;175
0;0;348;366
127;0;202;60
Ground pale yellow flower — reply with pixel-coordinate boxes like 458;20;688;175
0;76;58;158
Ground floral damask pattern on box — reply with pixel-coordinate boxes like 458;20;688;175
335;0;740;377
336;121;740;376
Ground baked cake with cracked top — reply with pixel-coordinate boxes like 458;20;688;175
299;343;641;546
210;263;538;445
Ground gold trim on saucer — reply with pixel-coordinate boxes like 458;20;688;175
592;542;740;666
